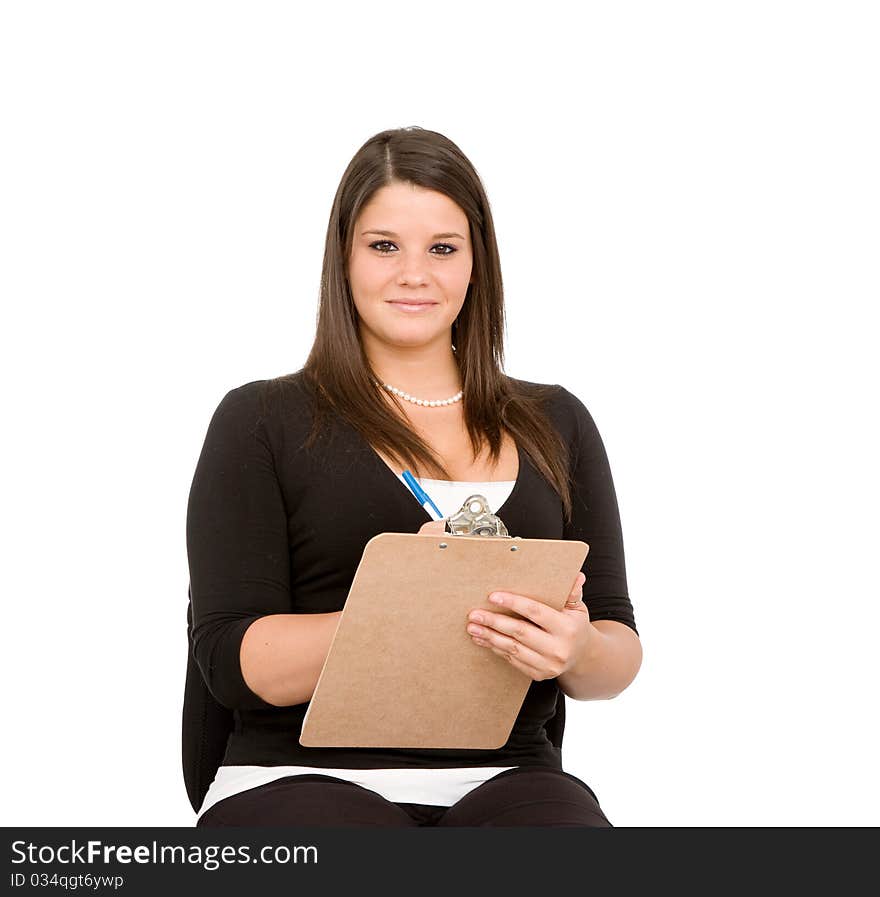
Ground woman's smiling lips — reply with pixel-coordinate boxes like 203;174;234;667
386;299;438;312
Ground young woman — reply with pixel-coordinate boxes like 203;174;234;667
186;126;642;826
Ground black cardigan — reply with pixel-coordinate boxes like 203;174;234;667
183;371;636;805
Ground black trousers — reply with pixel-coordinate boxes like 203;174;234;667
196;766;613;827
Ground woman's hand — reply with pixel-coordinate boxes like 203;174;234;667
416;522;595;681
465;572;593;682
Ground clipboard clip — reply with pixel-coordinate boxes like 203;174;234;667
444;494;514;539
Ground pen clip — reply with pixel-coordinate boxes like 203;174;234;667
402;470;445;521
401;470;427;503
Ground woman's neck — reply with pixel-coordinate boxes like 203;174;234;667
365;342;461;399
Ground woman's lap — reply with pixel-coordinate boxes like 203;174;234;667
196;767;612;828
435;767;612;827
197;774;416;827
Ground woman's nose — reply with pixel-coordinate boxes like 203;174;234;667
397;272;429;286
396;260;430;285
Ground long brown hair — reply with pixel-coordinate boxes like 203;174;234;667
280;126;575;523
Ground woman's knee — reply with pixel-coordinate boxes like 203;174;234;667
436;767;613;827
196;775;418;827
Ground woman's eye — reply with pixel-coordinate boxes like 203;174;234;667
368;241;457;257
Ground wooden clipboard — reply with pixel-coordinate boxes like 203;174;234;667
300;525;588;750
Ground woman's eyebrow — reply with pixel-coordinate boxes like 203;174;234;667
361;229;465;240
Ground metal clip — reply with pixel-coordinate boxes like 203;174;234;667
444;494;512;538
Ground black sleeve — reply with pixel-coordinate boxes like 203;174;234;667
185;382;291;709
558;387;638;636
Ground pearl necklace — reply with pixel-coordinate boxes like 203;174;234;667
378;380;463;407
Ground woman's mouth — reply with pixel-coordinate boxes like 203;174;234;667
387;300;438;313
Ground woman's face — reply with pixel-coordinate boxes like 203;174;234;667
347;180;473;354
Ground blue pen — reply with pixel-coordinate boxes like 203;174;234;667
401;470;445;521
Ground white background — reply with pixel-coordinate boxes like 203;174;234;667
2;1;877;827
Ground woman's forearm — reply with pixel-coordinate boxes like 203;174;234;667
240;612;343;706
557;620;643;701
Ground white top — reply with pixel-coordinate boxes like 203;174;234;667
198;477;517;820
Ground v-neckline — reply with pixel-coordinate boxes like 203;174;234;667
353;426;526;525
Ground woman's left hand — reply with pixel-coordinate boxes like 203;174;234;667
465;572;593;681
